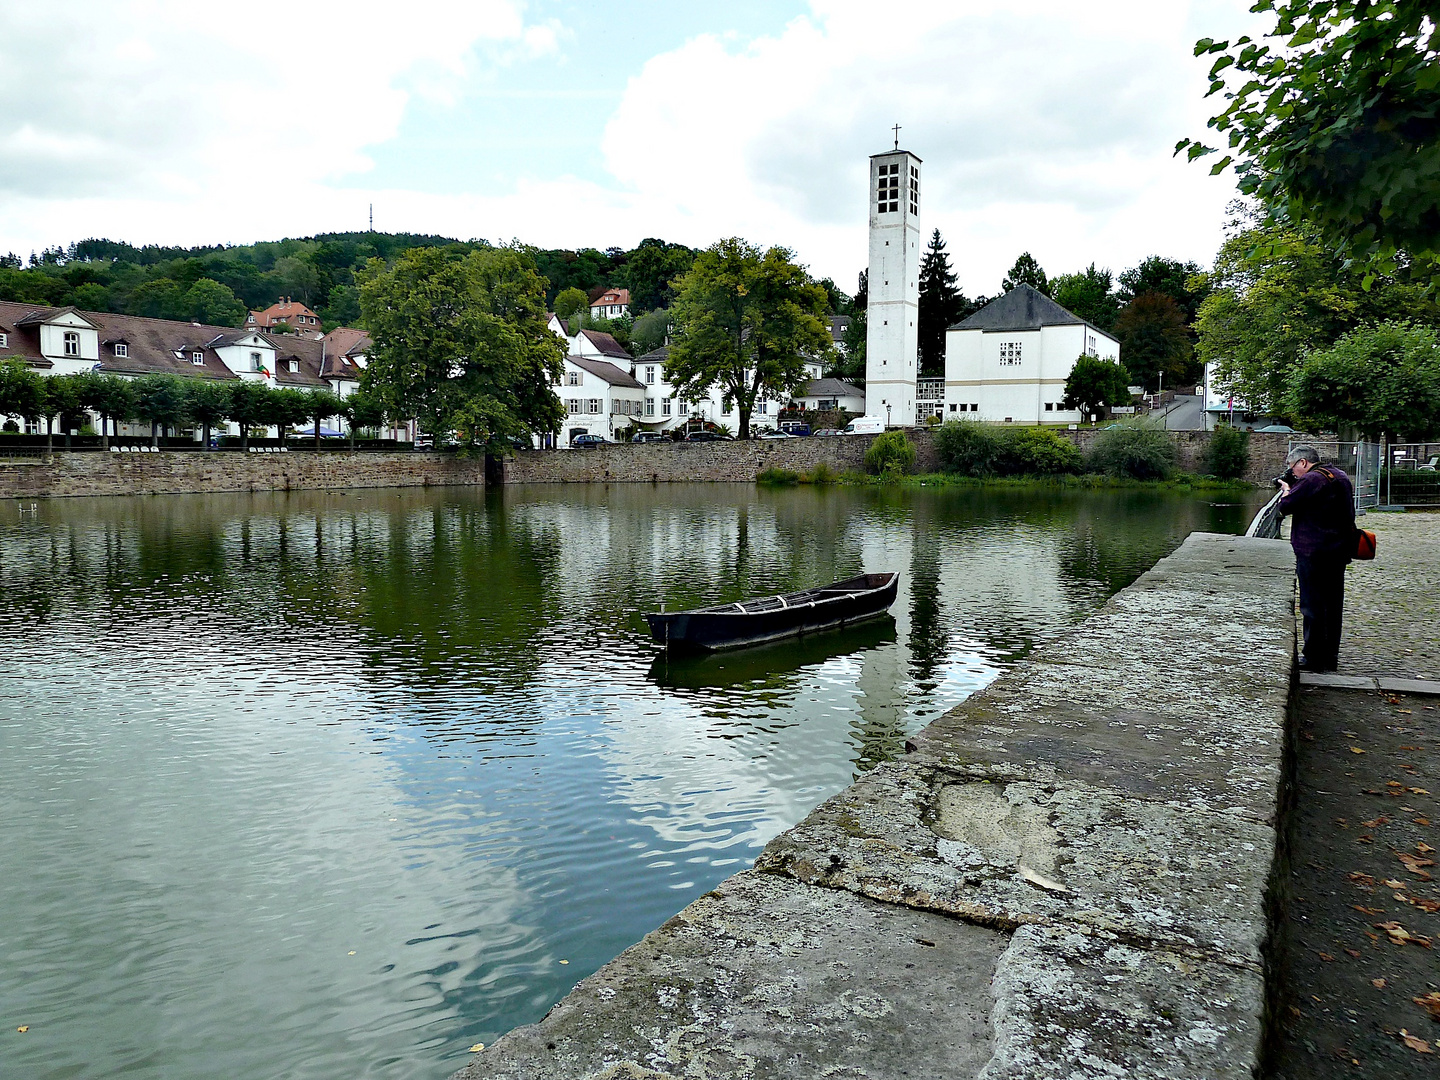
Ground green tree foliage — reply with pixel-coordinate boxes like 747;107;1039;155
359;245;566;450
180;278;246;325
996;428;1083;476
1180;1;1440;280
185;380;231;448
0;359;47;432
324;285;361;327
631;308;670;355
1051;264;1118;332
1062;355;1133;420
1203;425;1251;479
1194;222;1439;415
1117;256;1209;324
341;390;388;447
296;390;343;448
73;370;136;448
863;429;916;478
131;373;190;446
1288;321;1440;439
1113;293;1194;389
1086;418;1178;479
836;310;866;383
934;418;1003;476
39;373;85;450
226;380;272;449
918;229;966;378
620;238;694;313
665;239;831;439
553;286;589;322
1002;252;1050;296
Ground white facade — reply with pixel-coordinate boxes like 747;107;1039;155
556;357;645;443
943;287;1119;425
865;149;922;427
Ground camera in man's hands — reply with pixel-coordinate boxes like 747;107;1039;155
1273;468;1297;488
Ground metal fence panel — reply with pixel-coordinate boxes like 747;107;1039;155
1289;440;1381;510
1383;442;1440;507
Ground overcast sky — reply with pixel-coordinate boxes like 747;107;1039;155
0;0;1260;296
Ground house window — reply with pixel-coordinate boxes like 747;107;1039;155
288;360;298;373
0;332;9;348
588;399;600;414
970;403;979;412
949;403;958;412
251;351;263;371
756;401;767;414
567;371;580;386
1086;334;1097;357
645;398;655;417
678;401;689;416
192;351;204;364
113;343;128;357
999;342;1023;366
63;331;80;356
1045;402;1054;412
566;399;579;413
644;366;655;384
662;398;672;416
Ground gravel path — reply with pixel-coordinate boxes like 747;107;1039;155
1338;511;1440;680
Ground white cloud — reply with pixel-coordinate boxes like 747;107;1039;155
0;0;1262;290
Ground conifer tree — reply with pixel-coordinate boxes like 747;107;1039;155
917;230;966;378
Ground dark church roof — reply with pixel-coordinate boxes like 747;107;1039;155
950;284;1087;332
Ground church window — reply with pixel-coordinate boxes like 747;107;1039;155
999;342;1023;366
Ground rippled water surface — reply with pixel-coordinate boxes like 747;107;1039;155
0;483;1265;1079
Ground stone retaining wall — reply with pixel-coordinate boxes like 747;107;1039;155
0;451;486;499
458;533;1298;1080
506;428;1299;487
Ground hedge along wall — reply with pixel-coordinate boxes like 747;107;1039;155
0;431;1301;500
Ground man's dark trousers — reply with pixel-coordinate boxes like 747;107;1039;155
1296;552;1346;670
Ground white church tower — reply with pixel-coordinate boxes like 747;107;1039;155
865;137;921;427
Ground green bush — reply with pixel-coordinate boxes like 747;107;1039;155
1203;425;1250;479
1086;418;1179;479
933;419;1003;476
996;427;1083;475
864;430;916;476
757;466;800;485
804;461;839;484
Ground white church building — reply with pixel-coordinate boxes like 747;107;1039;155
943;284;1120;424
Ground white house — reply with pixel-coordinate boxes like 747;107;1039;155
791;378;865;415
590;288;629;320
557;356;646;443
943;285;1120;424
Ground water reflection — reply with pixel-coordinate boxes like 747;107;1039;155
0;483;1265;1080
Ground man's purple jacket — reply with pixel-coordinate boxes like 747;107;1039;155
1279;464;1355;559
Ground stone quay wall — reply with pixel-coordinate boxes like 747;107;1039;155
505;428;1298;487
460;533;1299;1080
0;451;486;499
0;430;1298;500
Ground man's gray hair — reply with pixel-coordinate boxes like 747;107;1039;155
1286;445;1321;466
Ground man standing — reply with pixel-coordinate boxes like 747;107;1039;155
1278;445;1356;672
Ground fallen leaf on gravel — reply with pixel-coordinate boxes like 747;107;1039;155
1318;951;1336;961
1358;835;1374;843
1374;921;1433;947
1362;816;1390;827
1414;992;1440;1020
1398;853;1436;878
1418;842;1436;854
1410;787;1431;795
1354;905;1385;914
1384;879;1407;889
1352;747;1367;754
1397;709;1413;715
1415;817;1432;826
1399;746;1422;751
1345;948;1362;958
1389;781;1405;788
1413;898;1440;913
1385;695;1402;705
1351;872;1377;886
1399;1030;1433;1054
1372;978;1386;989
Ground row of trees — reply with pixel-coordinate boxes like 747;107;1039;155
0;361;387;451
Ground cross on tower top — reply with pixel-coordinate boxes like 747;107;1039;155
892;123;901;150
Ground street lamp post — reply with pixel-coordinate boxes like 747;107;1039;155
885;403;892;428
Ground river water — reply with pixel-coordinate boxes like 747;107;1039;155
0;483;1264;1080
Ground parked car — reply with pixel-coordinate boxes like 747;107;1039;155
758;430;796;439
812;428;844;438
779;422;811;436
572;433;607;448
631;431;668;443
683;430;729;442
842;416;885;435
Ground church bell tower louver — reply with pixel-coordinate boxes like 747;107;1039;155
864;137;921;427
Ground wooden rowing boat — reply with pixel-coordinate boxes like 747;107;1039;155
645;572;900;653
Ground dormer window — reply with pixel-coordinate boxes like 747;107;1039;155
114;343;128;357
288;360;298;373
192;352;205;364
0;332;9;348
250;351;263;371
63;331;80;356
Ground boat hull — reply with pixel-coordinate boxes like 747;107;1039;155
646;573;899;653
